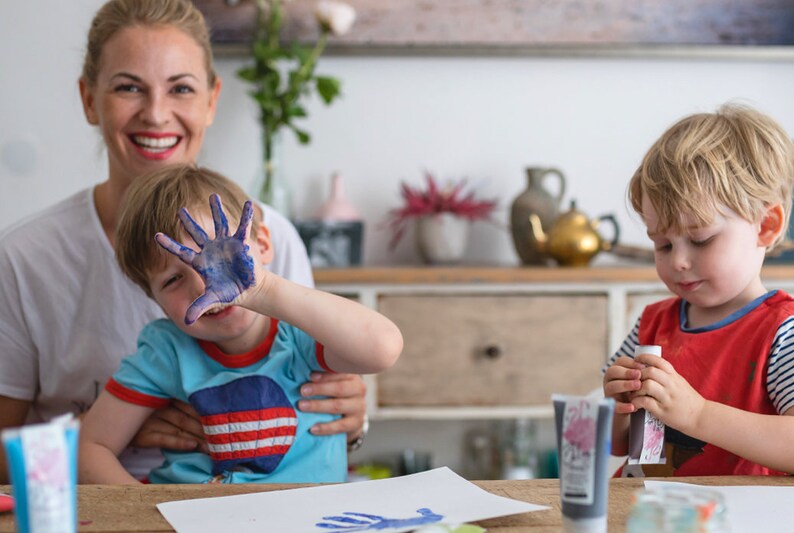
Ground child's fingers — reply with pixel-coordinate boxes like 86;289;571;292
641;365;673;387
178;207;209;247
603;377;640;400
612;355;646;369
631;393;660;415
633;375;668;408
155;233;196;264
635;353;675;372
613;400;637;415
603;364;641;385
233;201;254;241
209;194;229;238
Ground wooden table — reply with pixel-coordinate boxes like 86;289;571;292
2;476;793;532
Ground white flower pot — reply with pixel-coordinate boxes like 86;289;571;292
415;213;470;264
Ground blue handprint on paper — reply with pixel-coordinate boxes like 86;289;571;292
316;508;443;531
155;194;256;325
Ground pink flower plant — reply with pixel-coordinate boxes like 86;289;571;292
385;171;498;250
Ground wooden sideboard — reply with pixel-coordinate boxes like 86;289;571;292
316;265;794;422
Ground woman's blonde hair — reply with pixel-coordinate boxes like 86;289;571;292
116;165;261;297
628;103;794;249
81;0;216;88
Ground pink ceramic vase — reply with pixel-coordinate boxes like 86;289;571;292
314;173;361;221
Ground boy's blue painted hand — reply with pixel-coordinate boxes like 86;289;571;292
155;194;256;325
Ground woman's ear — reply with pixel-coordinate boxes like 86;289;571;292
758;203;786;247
253;221;275;264
205;77;222;127
79;78;99;126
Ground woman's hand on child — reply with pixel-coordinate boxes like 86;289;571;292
603;356;643;415
630;353;706;435
155;194;257;324
299;372;368;442
131;400;209;454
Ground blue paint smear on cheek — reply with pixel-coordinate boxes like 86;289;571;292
315;508;444;531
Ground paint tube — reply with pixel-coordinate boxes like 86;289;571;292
625;345;665;476
1;414;79;533
553;394;614;533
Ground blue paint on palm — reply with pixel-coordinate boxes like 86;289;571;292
315;508;444;531
156;194;256;325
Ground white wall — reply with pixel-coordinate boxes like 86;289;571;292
3;1;794;267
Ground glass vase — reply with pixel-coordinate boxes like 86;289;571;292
256;129;292;218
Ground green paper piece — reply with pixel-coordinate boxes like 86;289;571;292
414;524;486;533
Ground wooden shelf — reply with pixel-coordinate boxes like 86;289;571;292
314;264;794;285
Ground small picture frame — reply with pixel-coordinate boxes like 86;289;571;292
294;220;363;268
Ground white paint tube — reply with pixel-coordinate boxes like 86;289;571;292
1;414;79;533
553;394;615;533
625;345;665;477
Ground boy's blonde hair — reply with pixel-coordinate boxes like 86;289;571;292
628;103;794;249
116;165;261;297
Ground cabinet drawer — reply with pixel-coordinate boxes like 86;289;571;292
377;294;608;407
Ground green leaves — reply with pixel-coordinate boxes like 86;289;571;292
290;126;311;144
316;76;341;104
236;0;344;150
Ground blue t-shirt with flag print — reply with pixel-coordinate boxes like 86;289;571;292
106;317;346;483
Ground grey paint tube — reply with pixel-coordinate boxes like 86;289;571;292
553;394;614;533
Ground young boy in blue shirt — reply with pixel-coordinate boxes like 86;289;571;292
79;165;402;484
604;103;794;476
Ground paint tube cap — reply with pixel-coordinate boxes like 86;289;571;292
634;345;662;358
562;515;607;533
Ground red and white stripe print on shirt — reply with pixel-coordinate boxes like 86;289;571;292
189;375;297;475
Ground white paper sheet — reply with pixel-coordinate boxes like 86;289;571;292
157;467;548;533
645;480;794;533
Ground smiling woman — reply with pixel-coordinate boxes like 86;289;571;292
79;24;220;194
0;0;368;485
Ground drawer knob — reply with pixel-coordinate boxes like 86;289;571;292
483;344;503;359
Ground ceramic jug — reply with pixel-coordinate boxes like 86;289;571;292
528;200;620;267
510;167;566;265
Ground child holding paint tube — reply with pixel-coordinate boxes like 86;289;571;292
78;165;402;484
603;103;794;476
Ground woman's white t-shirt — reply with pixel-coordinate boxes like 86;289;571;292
0;187;313;477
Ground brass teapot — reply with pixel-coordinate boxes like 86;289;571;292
528;200;620;267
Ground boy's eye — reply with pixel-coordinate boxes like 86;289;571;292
161;274;182;290
654;243;672;252
691;236;715;247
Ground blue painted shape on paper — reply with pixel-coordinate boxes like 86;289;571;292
315;508;444;531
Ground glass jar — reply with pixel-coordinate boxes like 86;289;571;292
627;486;729;532
498;418;538;480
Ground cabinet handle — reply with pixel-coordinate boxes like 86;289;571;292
483;344;503;360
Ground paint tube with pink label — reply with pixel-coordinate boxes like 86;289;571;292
553;394;614;533
626;345;665;475
1;414;79;533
